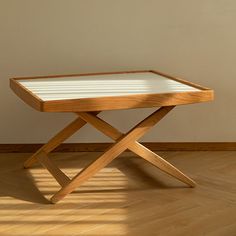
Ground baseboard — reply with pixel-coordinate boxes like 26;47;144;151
0;142;236;153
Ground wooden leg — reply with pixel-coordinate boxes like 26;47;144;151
77;108;196;187
51;106;184;203
25;106;196;204
36;151;70;187
129;143;196;187
24;112;100;168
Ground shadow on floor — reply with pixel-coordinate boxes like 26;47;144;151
0;152;182;204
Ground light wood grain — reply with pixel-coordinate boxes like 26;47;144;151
150;70;211;90
10;70;214;112
0;151;235;235
42;90;213;112
51;107;180;203
12;70;149;80
77;110;196;187
36;151;70;187
10;78;42;111
9;70;214;204
21;107;195;203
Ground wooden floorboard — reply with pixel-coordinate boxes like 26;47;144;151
0;151;235;235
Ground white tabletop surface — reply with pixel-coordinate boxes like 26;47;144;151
18;72;200;101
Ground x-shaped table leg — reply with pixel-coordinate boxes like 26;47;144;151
23;106;196;203
77;108;196;186
50;106;196;203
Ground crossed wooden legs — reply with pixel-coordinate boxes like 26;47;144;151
24;106;196;204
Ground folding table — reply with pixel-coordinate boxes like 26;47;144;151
10;70;214;203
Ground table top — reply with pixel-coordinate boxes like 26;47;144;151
18;72;200;101
10;70;213;112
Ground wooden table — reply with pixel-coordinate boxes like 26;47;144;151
10;70;214;203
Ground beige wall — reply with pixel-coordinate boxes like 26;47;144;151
0;0;235;143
